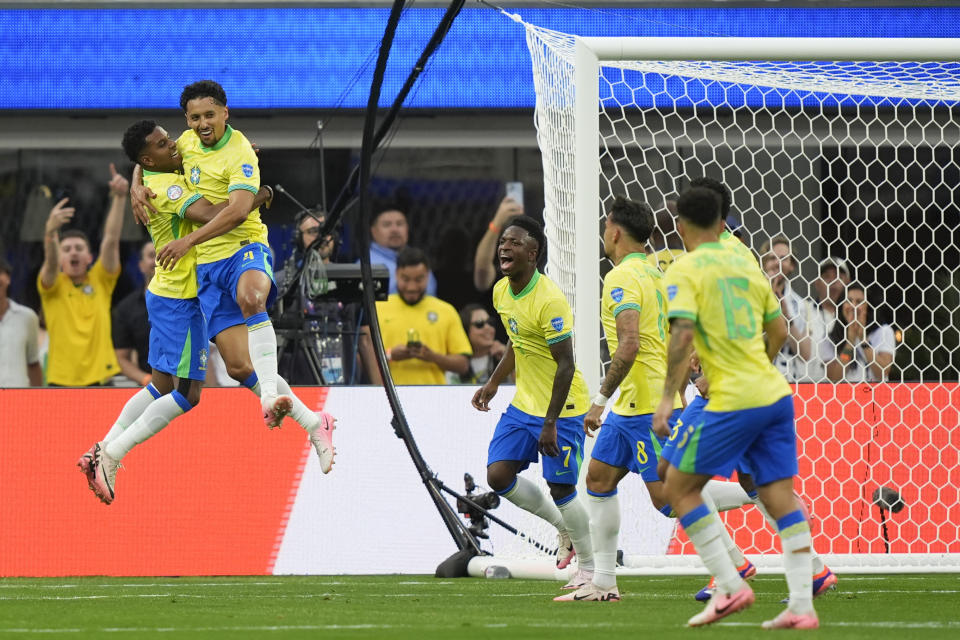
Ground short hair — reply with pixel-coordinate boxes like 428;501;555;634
676;186;722;229
59;229;90;249
760;235;791;257
180;80;227;111
608;195;654;244
689;176;732;219
0;256;12;276
371;207;406;226
396;246;429;271
121;120;157;163
503;215;548;269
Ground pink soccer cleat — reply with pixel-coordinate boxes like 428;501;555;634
695;559;757;601
90;442;121;505
262;394;294;429
762;608;820;630
77;443;97;489
308;411;336;473
687;582;755;627
556;531;576;569
554;583;620;602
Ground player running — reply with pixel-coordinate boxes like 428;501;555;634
80;120;273;504
471;216;594;595
131;81;334;472
654;186;820;629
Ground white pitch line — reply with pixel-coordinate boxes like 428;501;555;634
721;621;960;629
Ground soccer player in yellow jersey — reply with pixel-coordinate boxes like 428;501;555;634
653;186;819;629
132;81;335;473
79;120;272;504
471;216;594;596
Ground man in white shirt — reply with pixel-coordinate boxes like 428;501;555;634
0;258;42;387
806;257;851;382
823;282;896;383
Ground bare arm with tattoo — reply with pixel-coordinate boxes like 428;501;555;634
653;318;695;437
584;308;638;435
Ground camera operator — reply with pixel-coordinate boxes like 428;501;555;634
274;209;381;385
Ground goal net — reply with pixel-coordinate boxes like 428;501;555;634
471;21;960;578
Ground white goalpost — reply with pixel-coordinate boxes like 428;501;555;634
469;18;960;578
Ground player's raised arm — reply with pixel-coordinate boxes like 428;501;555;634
129;164;157;222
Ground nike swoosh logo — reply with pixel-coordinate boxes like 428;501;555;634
714;598;734;615
555;470;572;476
573;593;591;601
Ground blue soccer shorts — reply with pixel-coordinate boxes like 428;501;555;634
196;242;277;340
145;291;208;381
487;405;586;486
664;394;798;487
591;409;682;483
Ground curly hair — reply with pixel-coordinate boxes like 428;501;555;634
120;119;156;163
180;80;227;111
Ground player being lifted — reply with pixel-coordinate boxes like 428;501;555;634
654;186;819;629
80;120;273;503
671;177;835;603
131;81;334;472
556;197;752;602
471;216;594;594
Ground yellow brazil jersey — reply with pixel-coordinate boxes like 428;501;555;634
719;230;759;267
493;271;590;418
601;253;682;416
377;294;472;385
647;247;685;273
665;242;791;412
37;260;120;386
177;125;268;264
142;169;201;299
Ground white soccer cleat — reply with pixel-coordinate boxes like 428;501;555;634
308;411;336;474
560;569;593;591
554;583;620;602
556;531;576;569
262;394;294;429
761;608;820;630
90;442;121;505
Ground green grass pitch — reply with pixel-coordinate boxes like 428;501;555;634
0;574;957;638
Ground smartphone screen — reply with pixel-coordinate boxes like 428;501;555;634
505;181;524;209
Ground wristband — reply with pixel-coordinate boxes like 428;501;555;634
592;392;609;407
488;221;501;233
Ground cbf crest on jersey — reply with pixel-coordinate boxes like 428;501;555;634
190;166;201;185
610;287;624;303
508;317;519;334
427;311;438;324
241;163;254;178
551;316;564;332
166;185;183;201
667;285;678;301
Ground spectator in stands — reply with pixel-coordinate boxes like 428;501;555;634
276;209;381;385
824;282;896;382
377;247;471;385
762;252;813;382
448;303;508;385
112;240;155;387
37;164;127;386
367;207;436;296
474;196;523;291
0;257;42;387
808;257;851;381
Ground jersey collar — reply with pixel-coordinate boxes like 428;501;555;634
719;230;732;240
696;242;724;250
202;125;234;153
509;269;540;300
619;252;646;264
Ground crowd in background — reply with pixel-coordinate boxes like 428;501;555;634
0;172;896;388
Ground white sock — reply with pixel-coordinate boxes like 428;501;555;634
277;376;320;431
103;385;160;443
557;492;593;572
753;495;825;574
104;391;191;460
680;504;743;595
703;479;752;511
778;510;814;614
701;486;747;567
501;476;564;530
247;316;279;399
587;492;619;589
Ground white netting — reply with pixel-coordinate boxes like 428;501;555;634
496;22;960;572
